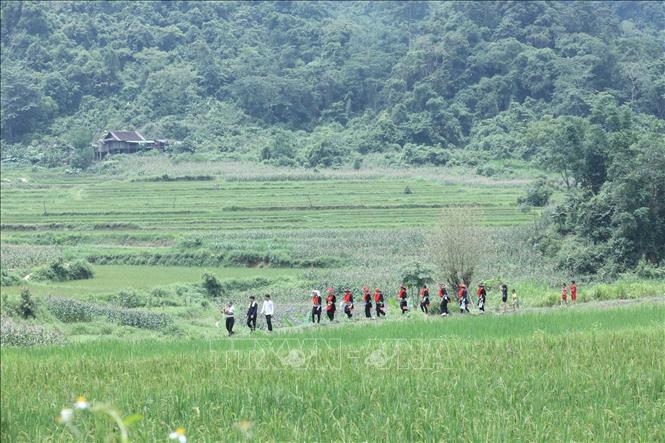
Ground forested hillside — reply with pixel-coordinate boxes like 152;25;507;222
2;1;664;275
1;1;663;167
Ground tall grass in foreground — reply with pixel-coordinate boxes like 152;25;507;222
2;304;664;442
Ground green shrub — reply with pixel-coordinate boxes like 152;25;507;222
476;165;497;177
219;277;272;294
517;177;552;207
45;296;94;322
109;290;147;308
67;259;94;280
32;259;94;282
634;259;665;279
1;269;21;287
402;143;450;166
202;272;222;298
18;288;36;319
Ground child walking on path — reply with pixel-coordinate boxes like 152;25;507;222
561;284;568;306
512;289;519;310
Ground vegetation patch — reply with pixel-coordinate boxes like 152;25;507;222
0;315;65;347
45;296;173;330
32;259;94;282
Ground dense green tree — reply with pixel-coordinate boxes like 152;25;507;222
0;63;54;141
1;0;663;176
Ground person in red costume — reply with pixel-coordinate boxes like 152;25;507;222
342;288;354;319
325;287;336;321
374;288;386;317
311;290;322;323
398;284;408;314
419;285;431;314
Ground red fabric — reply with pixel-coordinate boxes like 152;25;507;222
374;291;382;303
398;287;407;299
570;284;577;301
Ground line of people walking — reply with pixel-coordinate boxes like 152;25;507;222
310;282;521;323
310;286;387;323
223;281;575;335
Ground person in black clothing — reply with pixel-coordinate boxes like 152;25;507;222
500;283;508;313
362;286;372;318
246;296;258;331
420;285;430;314
438;283;450;316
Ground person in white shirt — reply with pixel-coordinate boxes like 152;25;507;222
260;294;274;331
223;301;235;336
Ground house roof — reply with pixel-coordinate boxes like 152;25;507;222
102;131;146;142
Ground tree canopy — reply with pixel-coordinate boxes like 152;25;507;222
1;1;663;167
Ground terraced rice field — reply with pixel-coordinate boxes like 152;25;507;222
1;176;530;232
